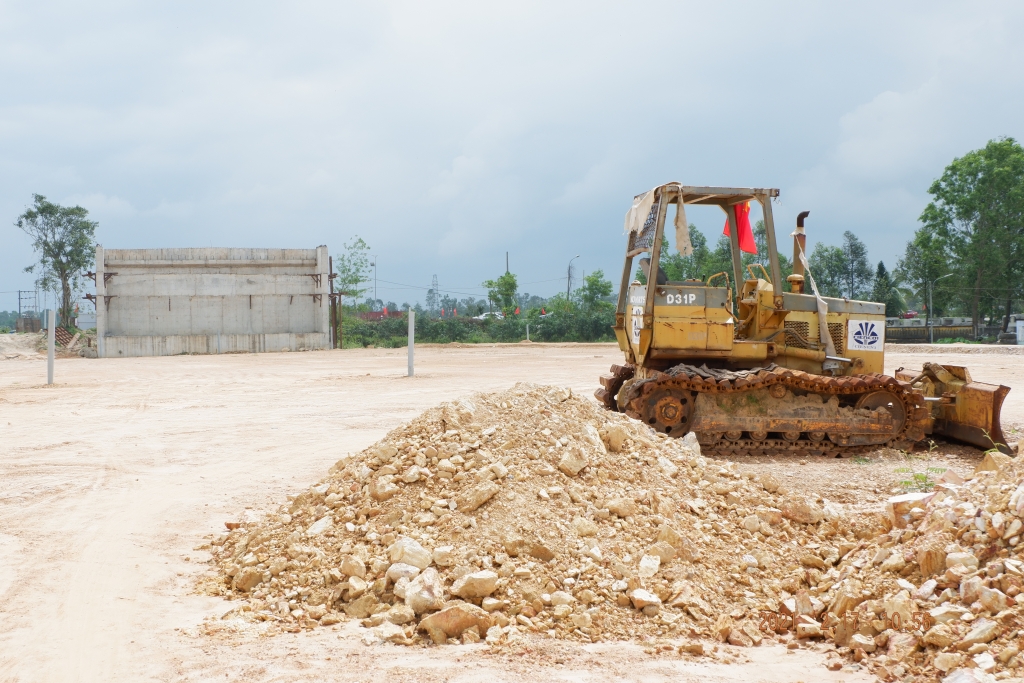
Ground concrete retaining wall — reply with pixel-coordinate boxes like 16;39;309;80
95;246;330;358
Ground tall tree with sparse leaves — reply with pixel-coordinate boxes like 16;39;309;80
334;236;371;304
839;231;873;299
807;243;846;298
16;194;97;328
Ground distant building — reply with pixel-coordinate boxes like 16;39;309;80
93;246;331;357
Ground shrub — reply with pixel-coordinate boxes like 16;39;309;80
336;308;616;346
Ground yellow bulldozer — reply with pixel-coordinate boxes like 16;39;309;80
596;183;1011;456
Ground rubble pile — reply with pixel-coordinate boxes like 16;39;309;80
201;382;1024;681
807;451;1024;681
202;383;865;648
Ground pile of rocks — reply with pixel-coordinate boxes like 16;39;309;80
804;451;1024;682
201;382;1024;681
203;383;870;648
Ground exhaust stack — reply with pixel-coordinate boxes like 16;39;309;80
787;210;810;294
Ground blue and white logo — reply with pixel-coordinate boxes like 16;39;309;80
853;322;879;346
847;319;884;351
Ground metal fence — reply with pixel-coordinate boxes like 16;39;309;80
887;324;1007;344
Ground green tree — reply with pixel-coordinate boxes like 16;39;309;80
578;269;613;310
839;231;873;299
895;223;952;325
919;137;1024;328
870;261;905;316
807;243;845;298
335;237;371;304
660;227;710;282
702;235;736;286
744;220;794;289
16;194;97;329
643;223;793;294
483;271;518;315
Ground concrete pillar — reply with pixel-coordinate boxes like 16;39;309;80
408;310;415;377
95;244;105;358
47;310;55;384
316;245;330;337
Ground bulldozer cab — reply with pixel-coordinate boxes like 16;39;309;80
614;184;785;366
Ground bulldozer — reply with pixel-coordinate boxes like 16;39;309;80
596;183;1011;456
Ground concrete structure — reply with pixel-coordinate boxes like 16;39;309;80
94;246;330;358
15;317;41;333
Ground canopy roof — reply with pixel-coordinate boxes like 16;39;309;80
642;183;780;206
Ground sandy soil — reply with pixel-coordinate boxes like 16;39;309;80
0;332;45;360
1;331;87;360
1;344;1020;682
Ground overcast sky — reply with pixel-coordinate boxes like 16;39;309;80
2;1;1023;311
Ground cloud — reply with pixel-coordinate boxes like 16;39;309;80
833;79;948;184
61;193;137;217
1;0;1023;308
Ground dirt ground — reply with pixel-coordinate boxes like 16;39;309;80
0;331;89;360
1;343;1022;682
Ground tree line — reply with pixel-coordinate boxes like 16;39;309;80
637;137;1024;331
897;138;1024;330
10;138;1018;341
339;137;1024;346
639;218;904;316
333;237;618;346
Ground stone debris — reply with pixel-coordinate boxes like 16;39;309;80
201;382;1024;677
805;452;1024;680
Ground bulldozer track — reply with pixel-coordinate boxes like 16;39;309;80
599;363;930;458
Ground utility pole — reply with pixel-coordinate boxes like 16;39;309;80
929;273;954;343
371;255;378;309
567;255;580;299
506;252;509;274
430;275;439;317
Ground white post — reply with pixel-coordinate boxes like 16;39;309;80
47;310;55;384
408;310;415;377
526;324;530;341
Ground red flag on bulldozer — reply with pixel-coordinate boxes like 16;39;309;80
723;201;757;254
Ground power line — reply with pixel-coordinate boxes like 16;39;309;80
370;274;574;299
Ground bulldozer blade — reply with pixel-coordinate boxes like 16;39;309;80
933;381;1012;454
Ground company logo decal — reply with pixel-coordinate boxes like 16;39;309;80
853;322;879;347
847;319;884;351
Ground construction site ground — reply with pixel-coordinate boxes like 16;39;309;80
2;342;1023;683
